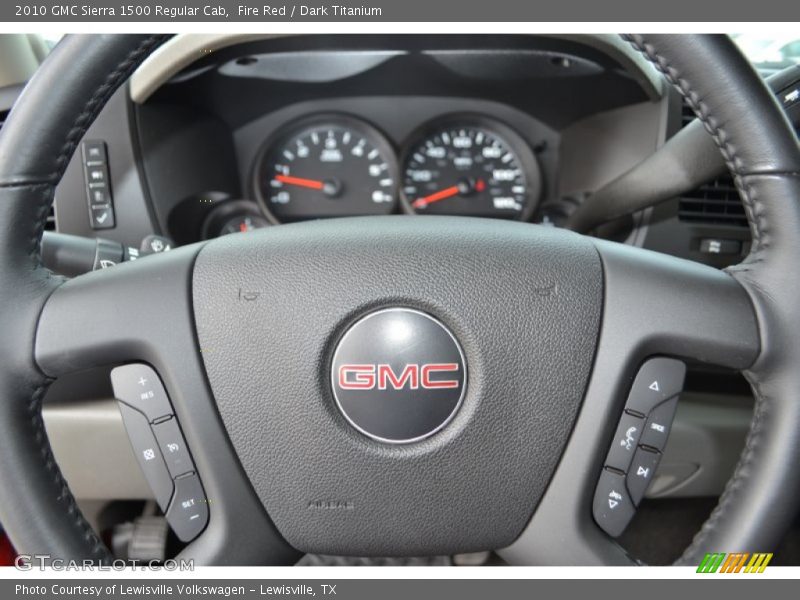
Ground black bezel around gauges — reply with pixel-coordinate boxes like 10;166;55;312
399;114;542;221
252;113;400;224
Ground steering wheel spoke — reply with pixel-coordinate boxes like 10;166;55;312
500;240;760;565
35;247;300;565
590;239;760;371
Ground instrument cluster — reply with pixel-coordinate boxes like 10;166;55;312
248;112;543;227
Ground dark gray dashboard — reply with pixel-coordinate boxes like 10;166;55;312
48;35;667;250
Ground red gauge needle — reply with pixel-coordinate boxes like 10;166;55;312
274;174;325;190
411;178;486;209
411;185;460;209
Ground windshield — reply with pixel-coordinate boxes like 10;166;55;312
733;33;800;71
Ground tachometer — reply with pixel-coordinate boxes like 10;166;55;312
400;117;540;220
254;115;398;223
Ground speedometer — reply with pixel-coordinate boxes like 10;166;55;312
400;117;541;220
254;115;398;223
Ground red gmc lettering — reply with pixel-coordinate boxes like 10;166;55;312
337;364;375;389
420;363;460;389
378;364;418;390
338;363;459;390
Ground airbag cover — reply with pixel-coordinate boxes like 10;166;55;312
192;216;602;555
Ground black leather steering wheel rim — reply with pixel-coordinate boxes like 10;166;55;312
624;35;800;564
0;34;798;565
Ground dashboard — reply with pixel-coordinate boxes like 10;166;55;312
44;34;670;252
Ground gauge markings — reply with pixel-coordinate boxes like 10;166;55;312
402;121;534;219
257;117;398;222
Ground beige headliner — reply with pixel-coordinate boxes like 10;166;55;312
129;33;663;104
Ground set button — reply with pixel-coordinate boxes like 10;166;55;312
167;474;209;542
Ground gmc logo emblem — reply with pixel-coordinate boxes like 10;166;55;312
338;363;460;391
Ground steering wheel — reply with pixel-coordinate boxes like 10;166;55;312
1;34;799;566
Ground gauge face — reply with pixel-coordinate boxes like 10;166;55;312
255;116;398;223
401;118;540;220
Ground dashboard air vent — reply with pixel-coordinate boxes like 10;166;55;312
677;178;748;227
677;100;748;228
678;98;799;228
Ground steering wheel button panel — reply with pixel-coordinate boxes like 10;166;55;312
593;358;685;536
111;363;173;422
625;358;686;416
604;412;645;472
152;417;195;478
117;403;174;511
640;397;679;452
112;363;208;541
81;140;116;230
592;469;636;538
627;447;662;506
167;474;209;542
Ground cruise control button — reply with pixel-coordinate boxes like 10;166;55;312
605;412;645;472
640;397;678;452
117;403;174;511
593;469;635;537
626;358;686;416
152;417;194;478
627;447;662;505
167;474;208;542
111;364;173;423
